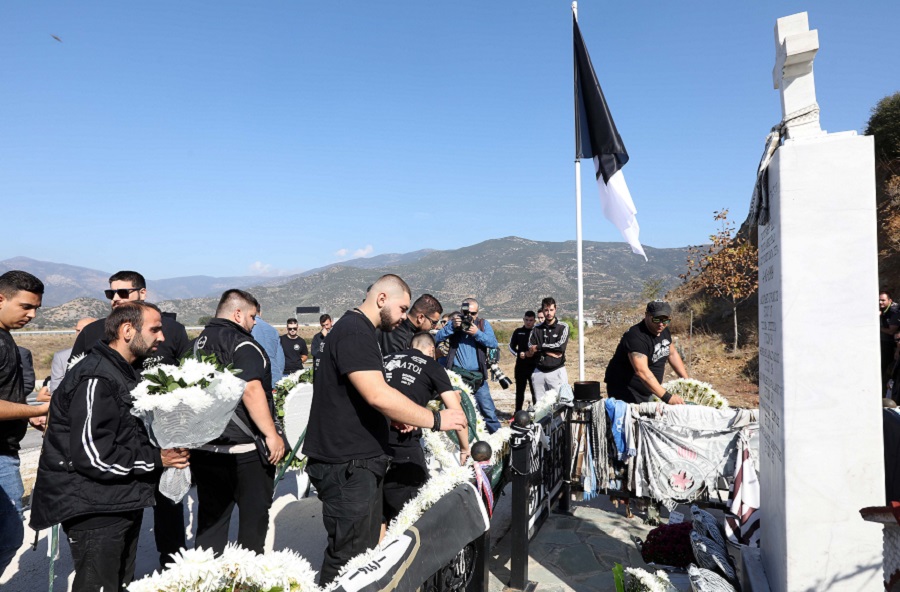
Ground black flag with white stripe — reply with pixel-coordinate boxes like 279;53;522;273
574;17;647;260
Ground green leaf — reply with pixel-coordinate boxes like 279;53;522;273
612;563;626;592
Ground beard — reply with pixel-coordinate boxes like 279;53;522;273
379;307;398;332
129;332;157;360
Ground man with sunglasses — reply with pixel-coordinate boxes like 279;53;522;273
604;300;688;405
67;270;191;568
376;293;443;356
69;271;190;371
280;318;308;377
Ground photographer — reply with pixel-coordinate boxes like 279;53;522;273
527;298;570;401
434;298;501;433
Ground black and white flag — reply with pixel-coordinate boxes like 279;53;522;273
574;17;647;260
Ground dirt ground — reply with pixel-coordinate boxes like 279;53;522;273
490;320;758;411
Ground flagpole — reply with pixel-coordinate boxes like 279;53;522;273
573;1;585;382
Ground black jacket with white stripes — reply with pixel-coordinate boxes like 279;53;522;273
30;341;160;530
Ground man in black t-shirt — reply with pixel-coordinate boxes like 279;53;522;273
0;271;48;577
310;314;332;372
509;310;537;412
382;332;469;522
280;317;308;376
604;301;689;405
192;289;284;555
66;270;191;567
303;274;466;585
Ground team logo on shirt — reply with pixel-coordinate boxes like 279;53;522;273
293;344;301;351
651;339;671;364
196;336;207;350
384;354;423;386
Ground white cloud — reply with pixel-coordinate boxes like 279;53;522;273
249;261;272;274
334;245;374;260
248;261;302;277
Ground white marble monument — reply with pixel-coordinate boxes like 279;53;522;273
757;12;884;592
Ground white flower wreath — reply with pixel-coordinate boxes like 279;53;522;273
659;378;729;409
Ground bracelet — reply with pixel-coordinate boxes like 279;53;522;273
661;391;673;404
431;410;441;431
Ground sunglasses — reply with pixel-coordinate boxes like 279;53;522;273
104;288;140;300
287;327;298;331
651;317;671;325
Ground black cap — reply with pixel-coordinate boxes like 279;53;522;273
646;300;672;317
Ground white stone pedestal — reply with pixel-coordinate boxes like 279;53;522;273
758;131;884;591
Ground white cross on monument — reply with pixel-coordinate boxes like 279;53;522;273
772;12;822;139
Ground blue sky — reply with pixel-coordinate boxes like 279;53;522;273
1;1;896;279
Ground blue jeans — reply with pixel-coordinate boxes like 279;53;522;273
0;453;24;578
473;382;501;433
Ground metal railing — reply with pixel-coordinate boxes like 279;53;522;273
507;405;571;590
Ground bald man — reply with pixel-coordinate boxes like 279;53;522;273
46;317;96;395
303;274;467;585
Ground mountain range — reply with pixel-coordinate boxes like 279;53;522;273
4;237;691;327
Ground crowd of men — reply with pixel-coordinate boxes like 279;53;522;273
0;266;694;589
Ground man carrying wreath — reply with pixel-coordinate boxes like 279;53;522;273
30;302;190;592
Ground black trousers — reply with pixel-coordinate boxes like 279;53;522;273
192;450;275;554
307;456;389;586
153;485;186;566
514;364;536;412
65;513;142;592
382;462;428;523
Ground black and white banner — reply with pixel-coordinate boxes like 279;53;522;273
332;482;490;592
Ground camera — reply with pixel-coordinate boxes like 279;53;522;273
486;347;512;390
489;363;512;390
456;301;475;333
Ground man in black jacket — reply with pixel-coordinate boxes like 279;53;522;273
508;310;537;412
30;303;189;592
527;298;570;401
192;289;285;554
376;293;443;355
67;269;191;567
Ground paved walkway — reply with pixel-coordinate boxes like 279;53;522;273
3;473;690;592
489;494;692;592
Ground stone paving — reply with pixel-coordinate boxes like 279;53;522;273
489;494;693;592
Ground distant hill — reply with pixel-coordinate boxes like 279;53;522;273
0;249;436;307
151;237;689;326
14;238;691;328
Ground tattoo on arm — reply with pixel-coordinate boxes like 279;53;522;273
629;352;647;361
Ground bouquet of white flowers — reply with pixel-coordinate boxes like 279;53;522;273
130;354;246;502
128;544;319;592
